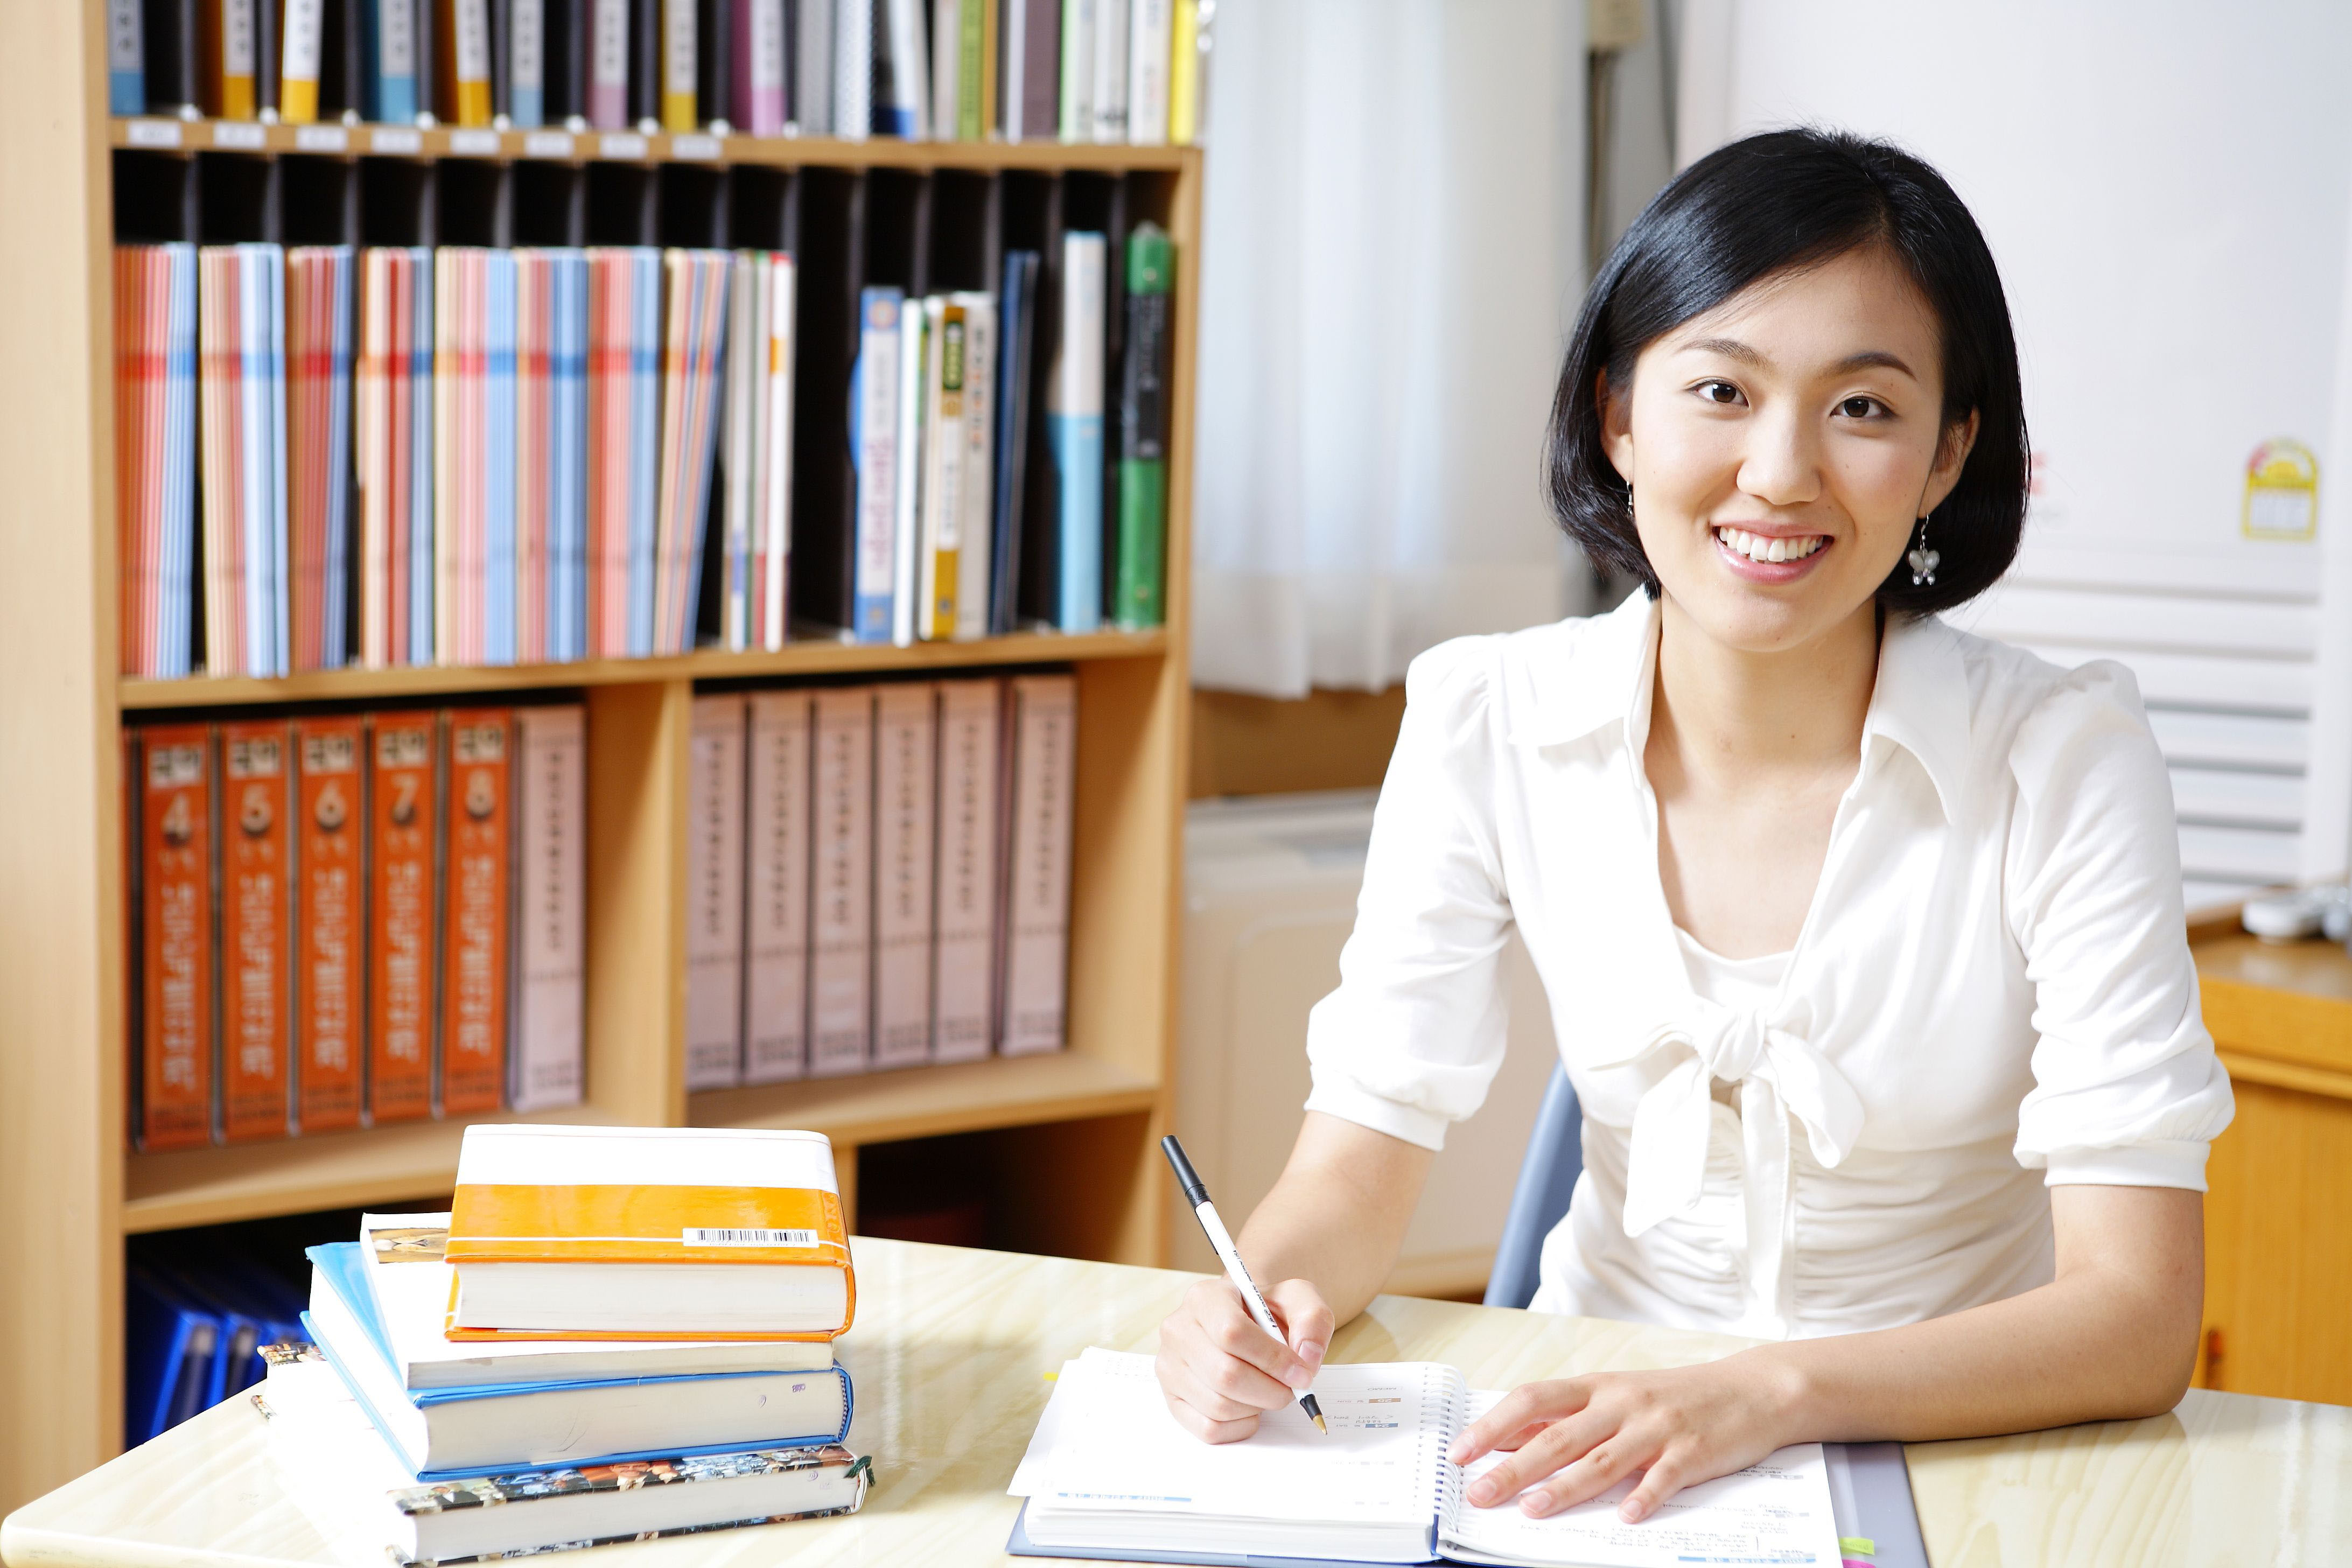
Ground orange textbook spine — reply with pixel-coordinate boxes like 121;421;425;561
295;716;366;1132
368;713;439;1123
220;722;294;1143
439;709;513;1115
135;724;217;1151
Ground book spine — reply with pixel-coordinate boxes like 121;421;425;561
851;286;902;643
1115;223;1169;629
219;720;293;1143
1166;0;1195;144
958;0;984;140
929;0;958;143
661;0;696;129
509;703;587;1110
1127;0;1168;145
684;694;748;1091
407;246;436;664
978;0;998;137
367;713;437;1122
439;707;513;1113
449;0;495;124
485;249;519;666
989;251;1038;635
722;251;757;651
890;293;923;646
375;0;421;122
626;249;661;655
293;716;365;1132
744;689;813;1084
950;291;994;641
744;0;785;135
1056;0;1090;142
918;297;965;641
282;0;326;120
508;0;545;124
553;250;589;660
513;251;548;662
807;685;874;1077
1000;0;1023;142
109;0;146;113
794;0;831;134
759;252;795;650
999;673;1074;1055
1088;0;1123;142
587;0;628;127
431;248;461;664
136;724;216;1151
1050;232;1105;632
871;682;937;1069
930;678;999;1061
833;0;870;140
212;0;260;118
879;0;926;137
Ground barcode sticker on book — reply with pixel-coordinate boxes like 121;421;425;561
685;1227;820;1247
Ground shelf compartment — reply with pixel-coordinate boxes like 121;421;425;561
118;629;1166;709
110;118;1190;174
121;1103;641;1234
689;1051;1159;1148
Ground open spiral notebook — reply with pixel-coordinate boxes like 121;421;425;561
1007;1349;1926;1568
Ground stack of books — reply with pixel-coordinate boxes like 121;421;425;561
108;0;1206;146
263;1124;870;1563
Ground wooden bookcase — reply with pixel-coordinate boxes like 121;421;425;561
0;0;1198;1512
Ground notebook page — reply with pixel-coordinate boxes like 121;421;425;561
1032;1348;1454;1530
1442;1390;1844;1568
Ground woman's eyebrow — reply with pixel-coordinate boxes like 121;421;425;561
1832;349;1917;377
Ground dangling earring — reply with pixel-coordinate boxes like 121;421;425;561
1907;514;1940;587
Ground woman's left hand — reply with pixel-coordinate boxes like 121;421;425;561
1446;1352;1804;1522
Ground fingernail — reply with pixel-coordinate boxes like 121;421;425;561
1285;1363;1313;1389
1300;1340;1326;1369
1468;1478;1500;1507
1620;1499;1646;1523
1447;1440;1469;1464
1521;1489;1552;1517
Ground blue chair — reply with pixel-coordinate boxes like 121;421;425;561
1483;1063;1584;1308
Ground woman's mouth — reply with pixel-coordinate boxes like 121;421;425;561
1712;526;1827;564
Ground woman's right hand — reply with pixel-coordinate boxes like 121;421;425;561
1154;1274;1335;1442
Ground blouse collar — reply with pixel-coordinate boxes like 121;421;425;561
1503;589;1974;822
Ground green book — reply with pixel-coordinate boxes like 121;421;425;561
1116;223;1174;630
958;0;985;140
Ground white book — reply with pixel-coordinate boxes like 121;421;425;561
1060;0;1095;141
951;291;997;641
930;0;961;139
684;695;747;1091
891;300;925;646
760;253;797;650
1091;0;1128;142
916;296;964;641
795;0;833;133
745;689;814;1084
508;705;585;1112
722;254;759;650
834;0;873;139
999;673;1075;1056
932;678;1001;1062
1010;1349;1845;1568
1128;0;1171;145
871;683;937;1069
808;685;875;1077
880;0;929;137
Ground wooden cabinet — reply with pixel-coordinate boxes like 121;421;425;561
2191;934;2352;1405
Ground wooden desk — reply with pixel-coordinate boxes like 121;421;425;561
5;1238;2348;1568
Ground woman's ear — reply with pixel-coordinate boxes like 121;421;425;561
1923;408;1980;513
1599;369;1636;488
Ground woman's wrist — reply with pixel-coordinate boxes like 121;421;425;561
1731;1342;1824;1443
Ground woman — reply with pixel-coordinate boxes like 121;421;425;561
1154;128;2233;1523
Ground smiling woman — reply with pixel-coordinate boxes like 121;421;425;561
1152;127;2235;1530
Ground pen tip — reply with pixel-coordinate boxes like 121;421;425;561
1312;1412;1328;1435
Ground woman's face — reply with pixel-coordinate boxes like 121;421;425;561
1602;245;1977;654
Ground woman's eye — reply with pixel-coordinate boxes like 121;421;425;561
1837;395;1886;418
1698;381;1743;405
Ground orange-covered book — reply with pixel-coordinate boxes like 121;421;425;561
134;723;216;1151
220;720;293;1143
439;709;512;1115
294;716;365;1132
368;713;438;1123
442;1126;856;1341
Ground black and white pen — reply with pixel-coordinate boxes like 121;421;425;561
1161;1134;1328;1436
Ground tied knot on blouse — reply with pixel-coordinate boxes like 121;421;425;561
1595;999;1865;1327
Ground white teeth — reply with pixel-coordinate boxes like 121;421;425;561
1768;537;1789;562
1714;526;1824;564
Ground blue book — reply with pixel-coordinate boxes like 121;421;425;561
302;1243;854;1482
626;250;662;659
407;248;436;663
365;0;420;124
509;0;545;127
162;243;199;678
124;1266;221;1446
107;0;143;113
991;251;1041;636
1050;233;1107;633
485;250;519;666
850;286;904;643
549;250;589;661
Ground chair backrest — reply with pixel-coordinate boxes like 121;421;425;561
1482;1061;1584;1309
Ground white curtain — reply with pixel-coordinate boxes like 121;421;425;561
1188;0;1590;697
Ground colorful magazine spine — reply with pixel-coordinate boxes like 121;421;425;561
219;720;293;1143
116;244;199;681
626;249;662;655
1049;232;1106;632
409;251;438;662
515;250;556;664
287;246;355;672
367;713;438;1124
549;250;589;661
891;293;924;647
722;252;759;652
509;704;586;1112
439;708;513;1114
484;249;519;666
758;253;796;651
198;248;250;677
357;248;404;667
850;286;902;643
135;724;216;1151
293;716;365;1133
654;249;729;655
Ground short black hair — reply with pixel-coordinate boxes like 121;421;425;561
1548;127;2028;615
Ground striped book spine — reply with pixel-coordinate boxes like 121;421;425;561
515;251;551;664
654;250;730;655
198;248;247;676
433;249;464;664
548;250;589;662
484;249;519;666
357;248;407;666
251;244;290;677
758;252;796;651
626;249;662;657
851;286;903;643
287;246;355;672
116;246;200;680
408;250;437;664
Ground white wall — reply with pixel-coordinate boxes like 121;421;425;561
1678;1;2352;899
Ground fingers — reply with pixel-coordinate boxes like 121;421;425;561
1450;1379;1591;1466
1265;1278;1334;1373
1159;1381;1263;1444
1512;1423;1649;1517
1462;1405;1612;1509
1193;1278;1318;1392
1154;1278;1326;1446
1616;1452;1695;1523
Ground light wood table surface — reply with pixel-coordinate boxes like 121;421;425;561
5;1238;2347;1568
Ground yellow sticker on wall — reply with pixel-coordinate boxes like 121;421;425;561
2242;438;2319;541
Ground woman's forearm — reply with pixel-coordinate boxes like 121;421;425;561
1756;1185;2204;1441
1233;1111;1436;1324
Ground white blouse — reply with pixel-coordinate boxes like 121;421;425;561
1303;592;2235;1341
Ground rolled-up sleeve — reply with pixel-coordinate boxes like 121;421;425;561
1301;639;1516;1152
2007;662;2235;1188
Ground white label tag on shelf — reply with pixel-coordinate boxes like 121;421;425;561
212;121;267;149
684;1227;821;1248
370;125;423;153
295;124;348;151
670;132;721;159
524;130;573;158
127;119;183;147
599;131;648;159
448;128;501;155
